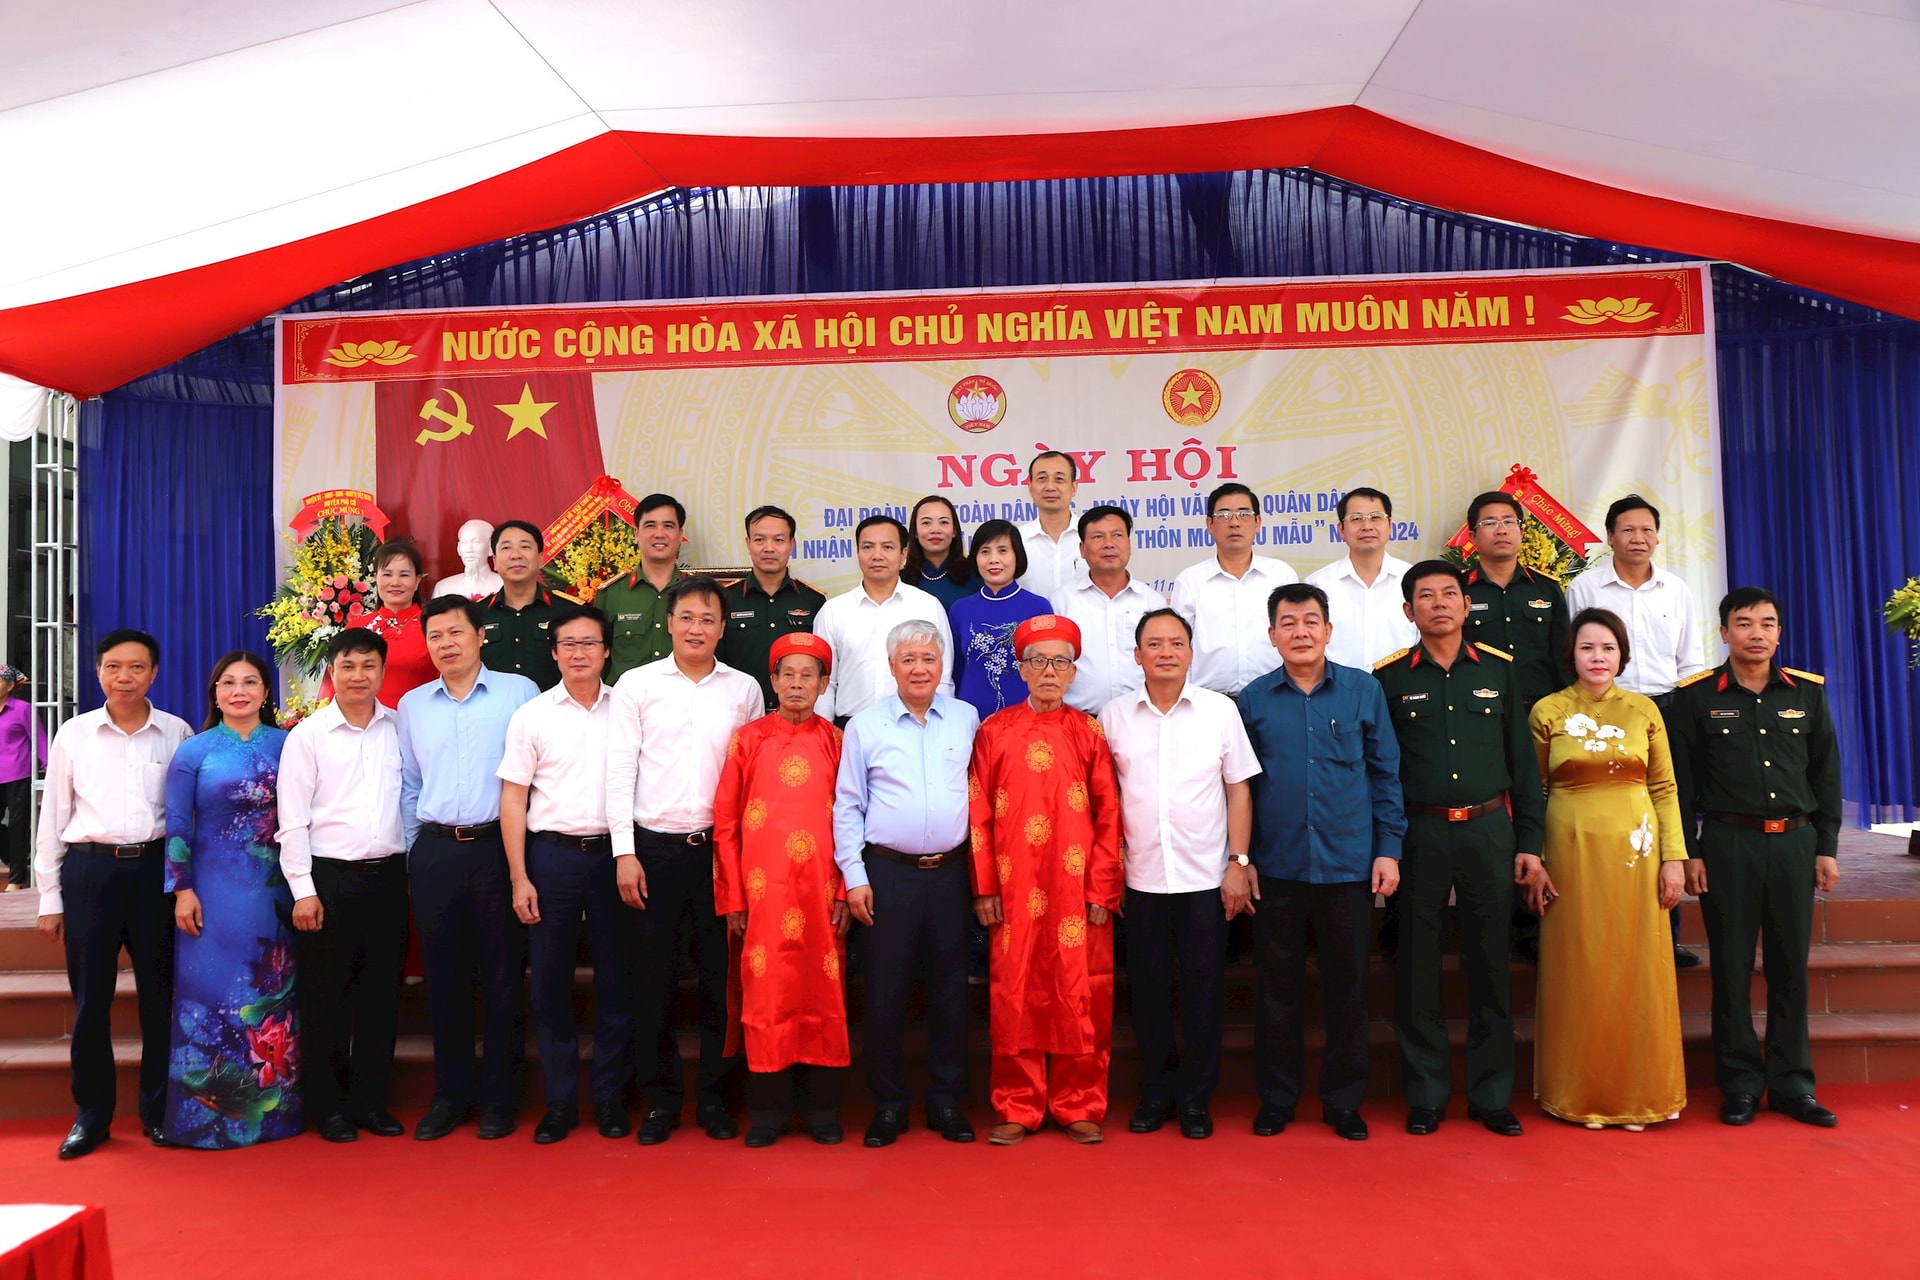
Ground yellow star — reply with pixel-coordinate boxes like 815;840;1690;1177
496;383;557;440
1176;380;1206;410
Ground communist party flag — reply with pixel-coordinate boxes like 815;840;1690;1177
374;372;605;582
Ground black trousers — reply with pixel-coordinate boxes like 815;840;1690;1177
628;832;737;1114
0;777;29;886
526;835;633;1105
1254;876;1374;1113
410;829;526;1109
1395;811;1516;1110
861;852;970;1112
298;855;409;1117
1126;885;1226;1110
1699;822;1819;1097
749;1064;843;1130
60;844;174;1131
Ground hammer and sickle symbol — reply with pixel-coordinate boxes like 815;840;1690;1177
415;388;475;445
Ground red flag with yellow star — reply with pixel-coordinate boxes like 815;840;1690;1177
374;372;604;581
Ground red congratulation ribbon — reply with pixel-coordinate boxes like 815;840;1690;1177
290;488;390;542
541;475;641;564
1445;464;1599;557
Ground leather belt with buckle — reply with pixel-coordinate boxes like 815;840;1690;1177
421;821;501;842
79;839;162;860
637;826;713;847
1711;813;1811;835
1410;794;1508;823
534;831;612;851
866;841;966;870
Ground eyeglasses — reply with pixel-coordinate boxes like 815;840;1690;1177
1210;508;1258;523
1020;656;1076;672
1343;513;1389;526
555;639;605;652
1475;517;1523;531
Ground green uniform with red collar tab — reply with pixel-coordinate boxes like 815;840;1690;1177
1374;640;1545;1112
480;585;561;689
717;572;827;712
1464;565;1572;714
1671;661;1842;1099
595;567;683;682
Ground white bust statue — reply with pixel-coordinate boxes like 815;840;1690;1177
431;518;504;599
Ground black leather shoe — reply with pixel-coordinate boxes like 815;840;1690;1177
808;1121;844;1145
1467;1105;1524;1136
353;1108;406;1137
1129;1098;1175;1134
58;1123;106;1160
1179;1106;1214;1139
1406;1106;1442;1136
594;1099;631;1139
1252;1104;1293;1136
1324;1109;1369;1141
699;1106;739;1141
928;1106;975;1143
414;1100;472;1142
864;1108;907;1148
319;1112;359;1143
534;1103;578;1144
476;1105;518;1140
1719;1093;1759;1126
744;1125;782;1148
1768;1093;1838;1128
637;1108;680;1145
1674;944;1702;969
147;1127;173;1148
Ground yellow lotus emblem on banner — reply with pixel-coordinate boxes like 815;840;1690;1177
1561;298;1658;325
324;339;417;368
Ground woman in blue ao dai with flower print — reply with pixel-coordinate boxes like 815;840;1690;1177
162;651;300;1148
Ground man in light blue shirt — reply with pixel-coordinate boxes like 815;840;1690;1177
834;619;979;1148
397;595;538;1143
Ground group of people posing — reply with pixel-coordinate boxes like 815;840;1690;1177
33;451;1844;1159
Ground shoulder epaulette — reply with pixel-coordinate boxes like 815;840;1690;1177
1675;669;1716;689
553;589;584;605
1472;642;1513;661
717;575;745;588
1373;648;1411;671
1783;666;1825;685
1527;566;1561;584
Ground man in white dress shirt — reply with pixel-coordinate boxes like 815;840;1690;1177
1059;505;1166;713
1100;609;1260;1140
607;577;764;1145
813;515;953;723
1307;487;1417;670
1015;450;1084;604
1170;482;1298;696
1565;493;1708;966
279;628;409;1143
36;629;192;1159
500;603;631;1145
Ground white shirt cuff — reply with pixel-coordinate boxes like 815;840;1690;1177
37;887;62;916
288;876;317;901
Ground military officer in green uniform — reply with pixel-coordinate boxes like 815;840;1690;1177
1374;559;1546;1138
1672;585;1842;1129
480;519;561;689
717;505;826;712
595;493;686;681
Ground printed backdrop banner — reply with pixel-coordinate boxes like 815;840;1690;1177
275;265;1724;655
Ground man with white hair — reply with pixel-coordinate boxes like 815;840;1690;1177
834;619;980;1147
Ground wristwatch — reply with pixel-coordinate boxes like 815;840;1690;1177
1226;853;1251;868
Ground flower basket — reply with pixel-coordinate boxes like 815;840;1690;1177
256;517;379;678
1442;464;1599;582
1887;576;1920;667
540;475;644;599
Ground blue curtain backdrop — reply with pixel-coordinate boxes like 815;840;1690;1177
80;171;1920;819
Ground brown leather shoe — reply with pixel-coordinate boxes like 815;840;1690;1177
988;1122;1028;1146
1066;1120;1103;1144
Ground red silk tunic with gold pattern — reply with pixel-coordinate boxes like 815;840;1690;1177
968;701;1124;1056
713;712;850;1072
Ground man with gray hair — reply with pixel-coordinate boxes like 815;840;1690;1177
833;618;980;1147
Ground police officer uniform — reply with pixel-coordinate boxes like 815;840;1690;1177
1374;640;1545;1128
481;585;561;690
717;572;827;712
1671;661;1841;1115
595;568;682;682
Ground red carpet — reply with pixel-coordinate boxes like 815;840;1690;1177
4;1086;1917;1278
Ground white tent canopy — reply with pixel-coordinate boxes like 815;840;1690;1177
3;0;1917;395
